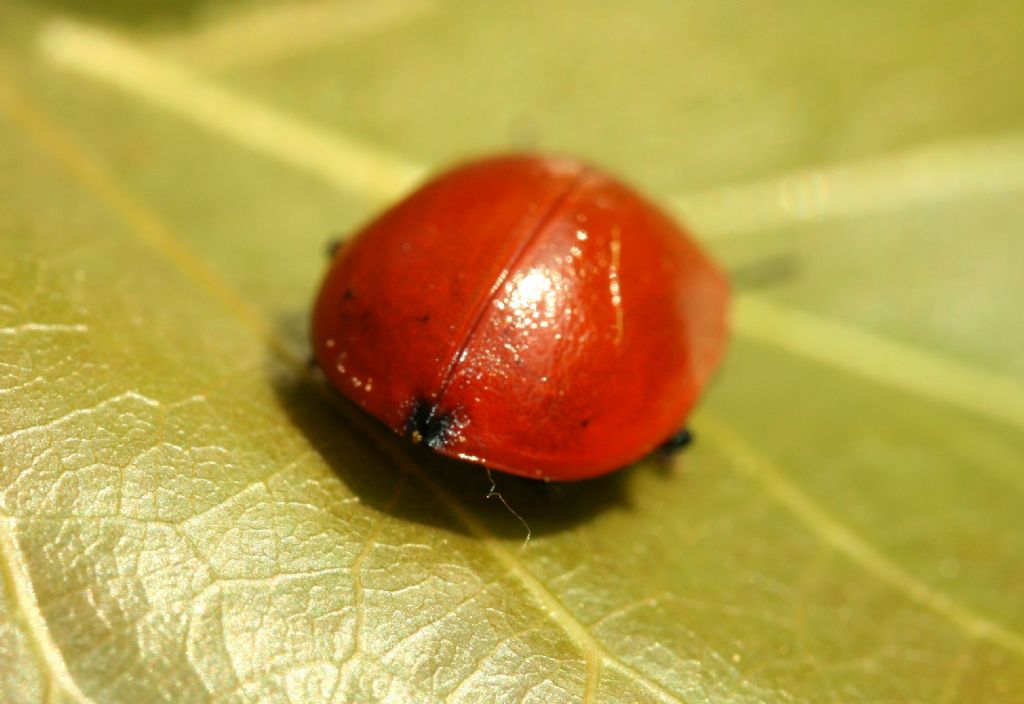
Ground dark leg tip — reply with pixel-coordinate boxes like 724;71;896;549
325;236;345;259
530;478;562;495
658;428;693;455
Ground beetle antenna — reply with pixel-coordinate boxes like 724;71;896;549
485;468;532;546
728;252;799;290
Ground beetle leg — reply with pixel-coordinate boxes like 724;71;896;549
657;428;693;455
529;478;562;495
325;235;346;258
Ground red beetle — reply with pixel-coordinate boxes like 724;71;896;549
312;154;729;480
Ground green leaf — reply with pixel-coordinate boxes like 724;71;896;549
2;1;1024;701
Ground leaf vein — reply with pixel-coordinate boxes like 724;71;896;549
0;517;96;703
700;414;1024;658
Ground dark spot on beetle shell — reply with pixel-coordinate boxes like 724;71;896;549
405;398;457;450
417;314;431;323
343;288;356;301
580;418;591;428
